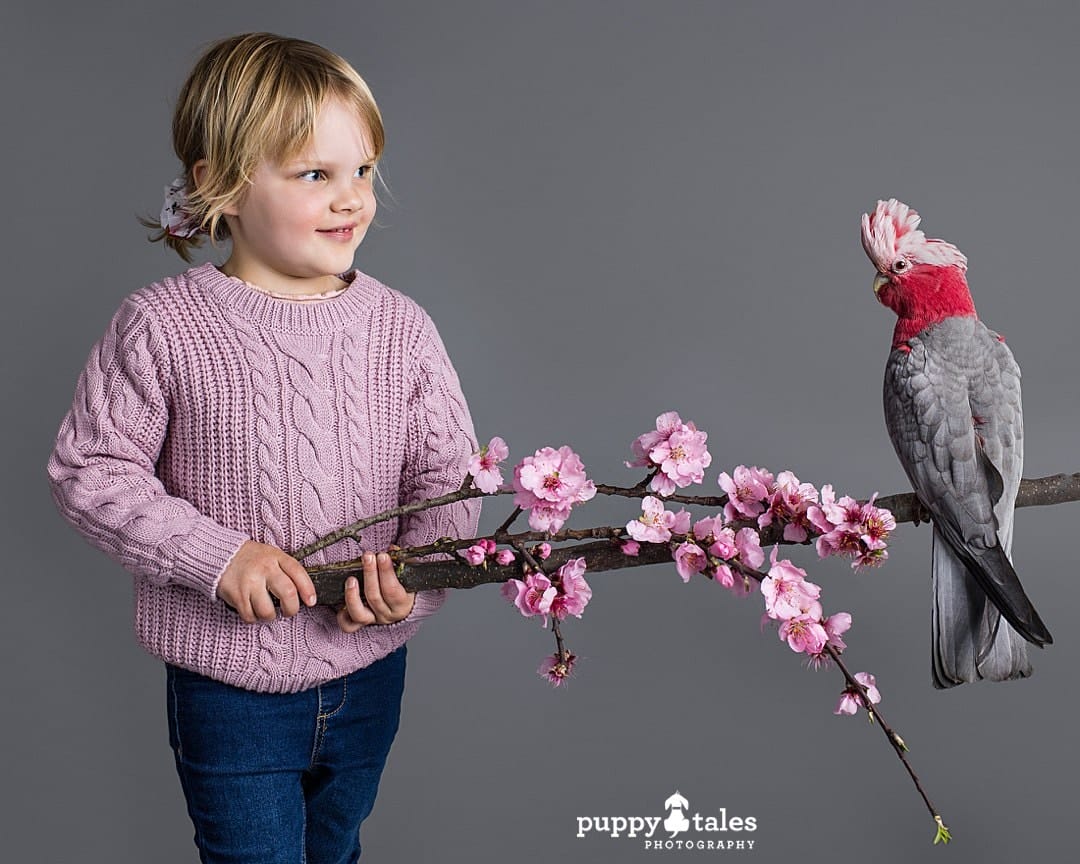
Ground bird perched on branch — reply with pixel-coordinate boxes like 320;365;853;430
861;198;1052;688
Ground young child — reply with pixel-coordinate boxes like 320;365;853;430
46;32;479;863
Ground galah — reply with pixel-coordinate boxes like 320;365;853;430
861;199;1052;688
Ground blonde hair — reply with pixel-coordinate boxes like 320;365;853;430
148;32;385;261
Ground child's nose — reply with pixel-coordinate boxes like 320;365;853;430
333;183;364;212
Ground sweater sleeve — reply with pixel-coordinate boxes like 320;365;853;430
46;296;250;598
394;313;481;622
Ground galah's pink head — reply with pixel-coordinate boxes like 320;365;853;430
860;199;975;346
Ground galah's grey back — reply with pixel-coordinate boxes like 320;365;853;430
883;316;1050;687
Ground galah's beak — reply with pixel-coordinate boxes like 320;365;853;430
873;273;890;296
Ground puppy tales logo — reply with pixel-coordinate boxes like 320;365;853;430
576;790;758;852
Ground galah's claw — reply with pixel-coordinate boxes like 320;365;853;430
912;499;933;526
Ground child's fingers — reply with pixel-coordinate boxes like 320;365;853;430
222;593;258;624
336;606;360;632
249;583;279;621
335;551;414;633
337;575;375;632
217;540;315;622
279;555;317;607
377;553;415;618
361;552;395;622
361;551;415;623
267;566;301;617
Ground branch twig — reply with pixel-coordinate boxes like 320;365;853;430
824;645;943;829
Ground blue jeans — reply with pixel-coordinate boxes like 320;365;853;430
166;647;406;863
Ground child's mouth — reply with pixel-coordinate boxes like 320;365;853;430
318;225;356;241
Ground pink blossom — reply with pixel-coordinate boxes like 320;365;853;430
735;527;764;569
835;493;866;526
626;411;684;468
495;548;516;566
809;484;864;531
806;489;835;535
758;470;819;542
536;542;552;560
709;526;738;560
807;612;852;668
702;526;762;589
627;496;688;543
648;423;712;496
859;497;897;551
779;612;828;654
674;541;708;583
761;547;821;620
526;501;575;533
463;544;487;566
538;651;577;687
810;486;896;569
693;516;719;542
466;436;509;494
621;539;640;556
835;691;860;715
627;413;713;496
551;557;592;619
513;446;596;532
718;465;775;523
501;572;557;620
479;538;496;555
848;497;895;568
810;485;870;558
823;612;852;651
814;526;863;560
514;446;596;506
835;672;882;716
857;671;882;702
714;562;736;589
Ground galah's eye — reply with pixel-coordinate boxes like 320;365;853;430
892;259;909;273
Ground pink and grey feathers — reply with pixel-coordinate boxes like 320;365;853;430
862;199;1052;689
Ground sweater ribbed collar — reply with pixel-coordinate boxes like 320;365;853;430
190;262;377;333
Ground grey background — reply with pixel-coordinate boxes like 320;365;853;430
5;1;1078;861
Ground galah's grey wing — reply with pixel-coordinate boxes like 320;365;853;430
883;329;1051;653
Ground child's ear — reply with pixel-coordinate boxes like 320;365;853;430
192;159;241;217
191;159;210;192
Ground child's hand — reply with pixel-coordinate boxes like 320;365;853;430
217;540;318;623
336;551;416;632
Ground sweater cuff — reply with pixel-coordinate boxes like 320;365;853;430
172;521;251;599
403;587;447;624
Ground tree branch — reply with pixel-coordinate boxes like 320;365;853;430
874;471;1080;524
305;473;1080;605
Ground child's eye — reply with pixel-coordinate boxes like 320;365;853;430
355;165;373;179
298;169;326;182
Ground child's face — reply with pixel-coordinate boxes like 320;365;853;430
222;98;377;294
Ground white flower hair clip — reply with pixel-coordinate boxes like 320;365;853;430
160;176;203;238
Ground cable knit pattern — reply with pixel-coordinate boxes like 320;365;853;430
227;305;287;552
48;263;480;693
342;329;373;562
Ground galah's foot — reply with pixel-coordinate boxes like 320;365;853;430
912;499;933;526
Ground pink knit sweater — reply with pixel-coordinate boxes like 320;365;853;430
48;263;480;693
